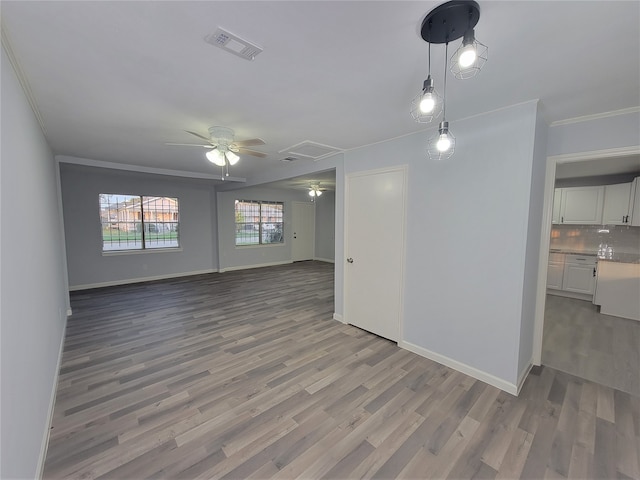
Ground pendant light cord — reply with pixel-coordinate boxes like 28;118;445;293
442;42;448;120
428;42;431;75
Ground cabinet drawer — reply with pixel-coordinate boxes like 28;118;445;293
565;254;597;266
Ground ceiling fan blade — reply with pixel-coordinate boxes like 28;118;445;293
233;138;266;147
237;147;267;158
185;130;213;143
165;143;212;148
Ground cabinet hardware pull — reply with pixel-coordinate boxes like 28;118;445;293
561;216;564;223
593;267;596;277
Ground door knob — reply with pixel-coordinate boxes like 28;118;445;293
347;258;354;263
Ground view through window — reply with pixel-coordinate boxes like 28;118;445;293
235;200;284;246
99;194;180;251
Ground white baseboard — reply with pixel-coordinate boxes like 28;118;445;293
69;269;218;291
517;360;534;394
547;289;593;302
399;340;519;396
314;257;335;264
219;261;292;273
333;313;345;323
36;310;68;478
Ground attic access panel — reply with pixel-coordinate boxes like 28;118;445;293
278;141;342;161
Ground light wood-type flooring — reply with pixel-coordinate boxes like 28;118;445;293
543;294;640;397
44;261;640;479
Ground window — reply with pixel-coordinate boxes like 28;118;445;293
235;200;284;246
99;194;180;251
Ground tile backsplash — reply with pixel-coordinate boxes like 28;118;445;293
550;224;640;256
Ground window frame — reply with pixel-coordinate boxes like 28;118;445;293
99;194;181;253
235;199;284;247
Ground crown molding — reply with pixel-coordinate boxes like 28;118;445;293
56;155;246;183
550;106;640;127
1;20;47;136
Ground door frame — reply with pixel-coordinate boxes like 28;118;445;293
291;201;316;262
343;165;408;342
532;145;640;365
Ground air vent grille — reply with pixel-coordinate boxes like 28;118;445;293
205;28;263;61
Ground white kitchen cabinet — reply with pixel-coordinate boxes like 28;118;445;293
631;177;640;227
593;261;640;321
547;252;564;289
602;182;632;225
562;254;597;295
559;186;604;224
551;188;562;224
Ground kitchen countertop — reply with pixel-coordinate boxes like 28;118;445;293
549;249;640;264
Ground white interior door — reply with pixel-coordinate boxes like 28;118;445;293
345;166;407;341
292;201;315;262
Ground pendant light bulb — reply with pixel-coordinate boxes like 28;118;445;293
458;43;477;68
436;133;452;152
419;93;436;114
411;74;442;123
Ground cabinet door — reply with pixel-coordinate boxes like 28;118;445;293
562;263;596;294
551;188;562;224
559;186;604;224
546;262;564;289
602;183;631;225
631;178;640;227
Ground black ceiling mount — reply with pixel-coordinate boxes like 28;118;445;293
420;0;480;44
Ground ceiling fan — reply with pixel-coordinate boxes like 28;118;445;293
166;126;266;176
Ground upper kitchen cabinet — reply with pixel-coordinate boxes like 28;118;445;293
558;186;604;224
631;177;640;227
551;189;562;224
602;182;632;225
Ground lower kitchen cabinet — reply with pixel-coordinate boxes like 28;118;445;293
562;254;597;295
546;253;564;289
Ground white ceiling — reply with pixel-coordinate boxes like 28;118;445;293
2;1;639;184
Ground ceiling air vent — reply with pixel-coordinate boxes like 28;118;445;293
205;28;263;61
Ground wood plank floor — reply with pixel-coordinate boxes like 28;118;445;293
44;261;640;479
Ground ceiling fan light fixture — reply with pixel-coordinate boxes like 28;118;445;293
206;149;226;166
226;151;240;165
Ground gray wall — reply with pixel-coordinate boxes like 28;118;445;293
314;191;335;262
547;110;640;156
216;185;312;271
59;163;217;288
344;101;540;387
1;46;70;479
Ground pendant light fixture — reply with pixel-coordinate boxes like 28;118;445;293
427;42;455;160
450;27;487;79
410;43;443;123
416;0;486;160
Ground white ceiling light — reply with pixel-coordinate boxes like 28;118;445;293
226;151;240;165
416;0;487;160
206;149;225;166
450;28;488;79
411;43;443;123
308;185;323;201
